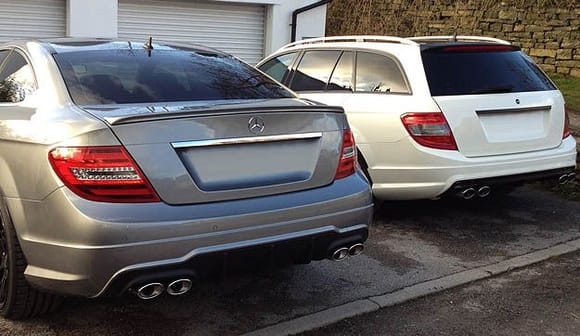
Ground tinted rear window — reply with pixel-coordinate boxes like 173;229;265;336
421;47;556;96
53;49;294;105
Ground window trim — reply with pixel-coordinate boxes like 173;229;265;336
0;47;39;105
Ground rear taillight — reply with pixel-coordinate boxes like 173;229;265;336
401;112;458;150
49;146;160;203
335;129;356;180
563;106;571;139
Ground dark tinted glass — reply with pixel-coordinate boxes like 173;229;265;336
355;52;409;93
290;50;341;91
259;53;297;83
328;51;353;91
53;49;294;105
0;52;37;103
422;48;556;96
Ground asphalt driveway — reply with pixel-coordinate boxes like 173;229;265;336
1;186;579;336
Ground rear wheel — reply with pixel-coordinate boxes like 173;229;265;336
0;203;61;319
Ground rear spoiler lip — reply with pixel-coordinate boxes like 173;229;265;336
420;43;521;52
80;100;345;125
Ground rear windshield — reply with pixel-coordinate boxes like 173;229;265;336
53;49;294;105
421;46;556;96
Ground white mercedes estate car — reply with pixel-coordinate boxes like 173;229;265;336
258;35;577;200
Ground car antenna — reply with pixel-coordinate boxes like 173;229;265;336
143;36;154;56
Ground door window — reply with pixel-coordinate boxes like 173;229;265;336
327;51;353;91
0;52;37;103
355;52;409;94
259;53;297;83
290;50;341;91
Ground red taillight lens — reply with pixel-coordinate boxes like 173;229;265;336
401;112;458;150
335;129;356;180
49;146;160;203
563;107;571;139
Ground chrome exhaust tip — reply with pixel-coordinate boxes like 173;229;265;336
166;278;193;296
567;173;576;182
331;247;349;261
558;174;569;184
477;186;491;198
135;283;164;300
461;188;476;200
348;243;364;256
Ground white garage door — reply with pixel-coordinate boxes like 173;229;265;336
0;0;66;43
118;0;265;64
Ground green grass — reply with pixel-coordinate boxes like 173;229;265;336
549;74;580;113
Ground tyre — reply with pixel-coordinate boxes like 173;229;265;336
0;202;61;319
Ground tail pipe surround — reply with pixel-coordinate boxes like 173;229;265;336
330;243;365;261
135;282;164;300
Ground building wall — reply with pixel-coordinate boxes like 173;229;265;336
67;0;327;56
327;0;580;77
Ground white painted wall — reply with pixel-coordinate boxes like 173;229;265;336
295;4;327;42
265;0;327;55
67;0;117;38
66;0;327;55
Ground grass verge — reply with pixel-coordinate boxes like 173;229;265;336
549;73;580;112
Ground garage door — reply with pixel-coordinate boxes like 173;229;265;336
118;0;265;64
0;0;66;44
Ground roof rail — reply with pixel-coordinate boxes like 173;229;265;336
409;36;511;45
278;35;419;52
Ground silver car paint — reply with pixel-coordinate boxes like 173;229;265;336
0;39;373;297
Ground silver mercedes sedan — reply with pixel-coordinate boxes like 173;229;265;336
0;39;372;318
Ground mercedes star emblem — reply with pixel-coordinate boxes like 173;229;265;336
248;116;265;134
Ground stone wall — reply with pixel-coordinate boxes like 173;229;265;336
326;0;580;77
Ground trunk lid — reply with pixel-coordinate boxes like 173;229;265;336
83;99;347;205
421;44;565;157
433;91;565;157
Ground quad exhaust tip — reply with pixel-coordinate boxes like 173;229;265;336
331;247;349;261
348;243;364;256
166;279;193;296
331;243;365;261
461;188;476;200
477;186;491;198
559;173;576;185
135;282;164;300
559;174;569;184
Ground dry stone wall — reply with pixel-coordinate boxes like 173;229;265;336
327;0;579;77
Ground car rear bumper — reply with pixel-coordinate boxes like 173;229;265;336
7;172;372;298
369;135;577;200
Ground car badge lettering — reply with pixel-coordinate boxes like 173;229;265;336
248;117;265;134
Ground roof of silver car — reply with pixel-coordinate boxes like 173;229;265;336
33;38;226;55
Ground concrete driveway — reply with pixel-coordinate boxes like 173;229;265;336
1;186;579;336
